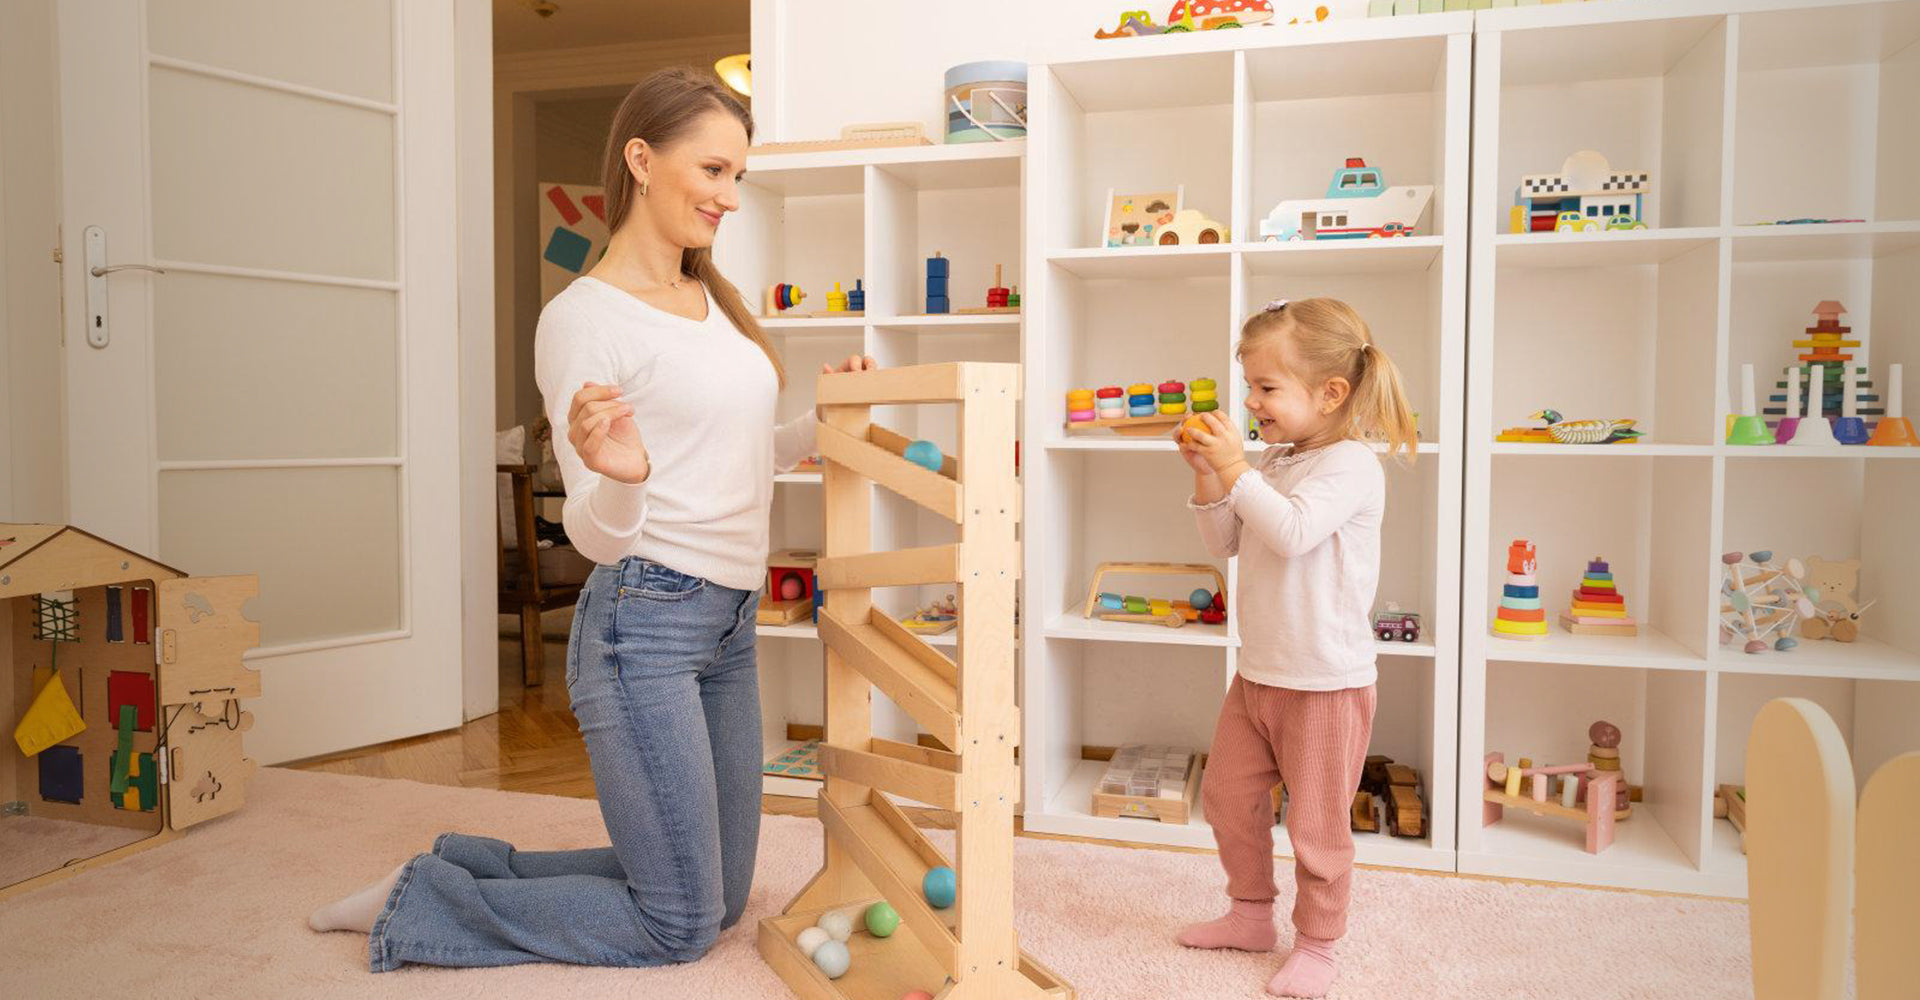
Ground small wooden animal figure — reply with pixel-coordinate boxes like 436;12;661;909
1531;409;1642;445
1799;556;1871;643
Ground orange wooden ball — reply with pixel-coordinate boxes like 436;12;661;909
1180;415;1208;444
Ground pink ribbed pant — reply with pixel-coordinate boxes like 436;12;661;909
1202;675;1377;940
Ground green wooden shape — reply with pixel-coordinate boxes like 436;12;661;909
110;704;136;795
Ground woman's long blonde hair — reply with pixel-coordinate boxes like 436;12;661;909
1237;297;1418;463
599;67;785;388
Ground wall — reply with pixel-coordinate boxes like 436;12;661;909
0;0;66;526
493;35;748;433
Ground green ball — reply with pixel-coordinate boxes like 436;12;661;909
865;901;900;937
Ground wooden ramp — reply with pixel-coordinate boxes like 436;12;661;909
758;363;1070;1000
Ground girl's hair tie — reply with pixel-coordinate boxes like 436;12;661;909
1263;298;1289;312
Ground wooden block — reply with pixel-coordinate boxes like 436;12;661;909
1352;791;1378;833
1387;785;1424;838
1386;764;1419;788
757;596;813;625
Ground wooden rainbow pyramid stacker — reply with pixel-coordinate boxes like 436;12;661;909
1558;556;1638;637
758;363;1071;1000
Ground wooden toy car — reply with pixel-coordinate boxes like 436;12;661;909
1373;603;1421;642
1604;214;1648;231
1156;208;1228;245
1555;210;1598;233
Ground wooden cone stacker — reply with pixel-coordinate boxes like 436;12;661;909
758;363;1071;1000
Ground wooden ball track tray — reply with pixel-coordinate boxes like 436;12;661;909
758;363;1071;1000
1081;562;1227;622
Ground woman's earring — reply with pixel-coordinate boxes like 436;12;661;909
639;178;650;197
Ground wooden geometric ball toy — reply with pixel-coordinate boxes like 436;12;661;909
1;523;260;902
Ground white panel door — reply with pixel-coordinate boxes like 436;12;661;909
57;0;462;762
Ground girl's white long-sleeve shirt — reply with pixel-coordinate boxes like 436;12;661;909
534;275;817;590
1188;439;1385;691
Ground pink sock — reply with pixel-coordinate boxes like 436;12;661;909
1175;898;1277;952
1267;933;1338;998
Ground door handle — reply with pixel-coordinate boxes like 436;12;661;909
82;225;165;349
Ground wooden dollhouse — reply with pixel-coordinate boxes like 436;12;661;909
1;524;260;900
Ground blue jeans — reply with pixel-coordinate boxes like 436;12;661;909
367;558;765;972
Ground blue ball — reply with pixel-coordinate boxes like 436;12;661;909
923;865;957;908
811;939;851;979
905;440;943;472
1190;588;1213;610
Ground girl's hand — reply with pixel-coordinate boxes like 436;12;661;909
1173;423;1214;475
568;382;650;485
817;355;879;419
1187;411;1244;475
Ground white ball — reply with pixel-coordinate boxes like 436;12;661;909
812;939;851;979
818;908;855;942
795;926;831;957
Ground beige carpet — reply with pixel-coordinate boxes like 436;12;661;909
0;767;1758;999
1;815;155;890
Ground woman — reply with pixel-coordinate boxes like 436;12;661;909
308;67;875;973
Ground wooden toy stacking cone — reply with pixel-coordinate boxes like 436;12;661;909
1493;539;1548;640
1868;363;1919;446
1728;363;1776;445
759;363;1071;1000
1559;556;1639;636
1769;300;1882;440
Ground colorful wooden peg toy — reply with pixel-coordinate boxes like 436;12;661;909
1066;376;1216;435
765;282;806;315
1083;561;1228;627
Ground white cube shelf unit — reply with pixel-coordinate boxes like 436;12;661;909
715;141;1026;800
1462;0;1920;896
1019;15;1471;872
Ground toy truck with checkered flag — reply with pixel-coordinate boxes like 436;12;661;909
1257;157;1435;241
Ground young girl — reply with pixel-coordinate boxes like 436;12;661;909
1172;297;1418;998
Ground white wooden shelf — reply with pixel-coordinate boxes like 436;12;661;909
1461;0;1920;898
774;471;822;484
1024;758;1452;872
758;620;957;648
1484;626;1707;672
1239;237;1444;276
1042;608;1236;648
759;315;867;334
1711;636;1920;683
1044;245;1233;279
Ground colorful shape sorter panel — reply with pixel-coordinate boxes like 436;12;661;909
38;744;83;804
107;670;156;732
764;740;823;782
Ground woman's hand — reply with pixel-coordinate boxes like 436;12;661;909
817;354;879;420
568;382;650;485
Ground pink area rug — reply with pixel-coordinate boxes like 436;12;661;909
0;767;1757;999
1;815;154;890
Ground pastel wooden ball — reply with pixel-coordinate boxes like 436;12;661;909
1589;720;1621;749
812;939;851;979
818;908;855;942
904;992;936;1000
865;901;901;937
795;925;831;957
779;576;804;600
923;865;957;908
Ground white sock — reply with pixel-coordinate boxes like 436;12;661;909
308;862;407;934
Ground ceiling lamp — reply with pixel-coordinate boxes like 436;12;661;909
715;54;751;97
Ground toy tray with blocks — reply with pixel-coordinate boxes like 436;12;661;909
764;740;822;782
1092;744;1201;825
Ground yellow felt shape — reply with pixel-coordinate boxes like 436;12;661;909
13;669;86;757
